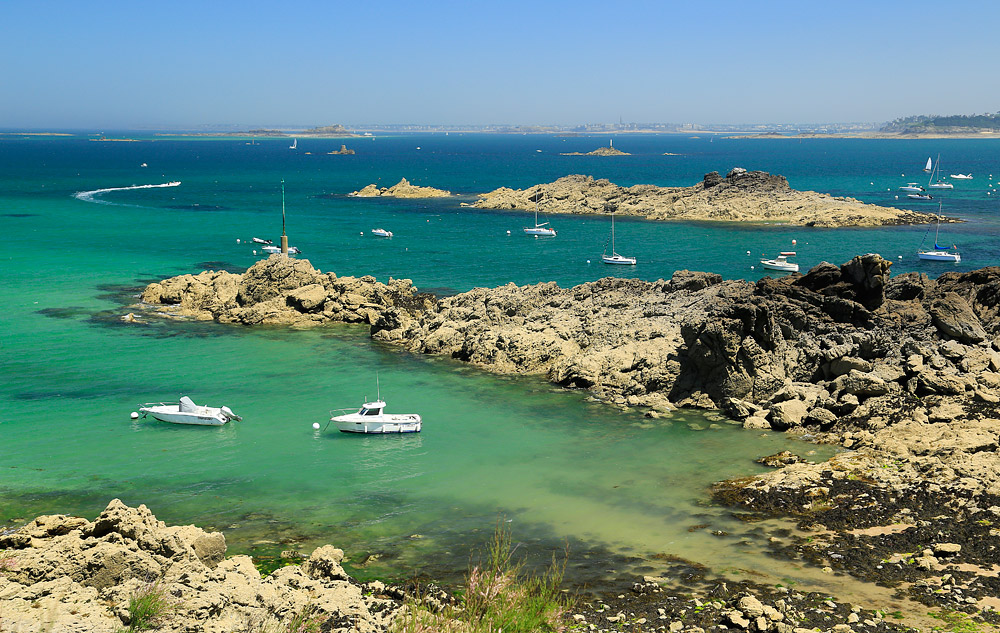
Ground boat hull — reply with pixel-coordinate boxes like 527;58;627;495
139;408;229;426
602;254;636;265
760;260;799;272
333;414;422;434
523;227;556;236
917;251;961;262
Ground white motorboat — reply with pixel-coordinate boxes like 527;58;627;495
523;196;556;236
262;244;300;255
601;212;636;265
371;228;393;237
928;181;953;189
907;193;933;200
330;400;422;434
138;396;241;426
917;206;961;262
898;183;925;192
252;237;273;244
950;173;973;179
760;251;799;272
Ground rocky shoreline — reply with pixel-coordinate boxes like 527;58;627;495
85;255;1000;629
349;178;451;198
473;169;946;227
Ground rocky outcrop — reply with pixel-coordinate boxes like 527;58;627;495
350;178;450;198
328;144;355;155
371;254;1000;442
139;256;433;327
473;170;947;227
560;145;631;156
0;500;403;632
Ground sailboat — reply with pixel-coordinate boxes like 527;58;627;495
289;138;297;150
928;154;953;189
523;194;556;236
923;157;933;172
601;212;636;265
917;203;961;262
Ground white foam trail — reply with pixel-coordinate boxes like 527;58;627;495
73;181;181;204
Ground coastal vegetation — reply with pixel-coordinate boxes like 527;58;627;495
392;522;571;633
881;112;1000;134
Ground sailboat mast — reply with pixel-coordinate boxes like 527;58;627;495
611;212;615;253
280;179;288;255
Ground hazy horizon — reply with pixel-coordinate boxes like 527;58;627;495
3;0;998;129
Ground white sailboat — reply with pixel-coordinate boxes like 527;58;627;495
923;157;933;172
601;212;636;265
289;138;297;150
917;203;961;262
523;195;556;236
928;154;954;189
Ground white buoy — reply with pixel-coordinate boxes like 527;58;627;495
586;260;591;264
236;238;240;243
894;195;898;200
870;182;873;185
746;250;751;255
312;422;320;430
252;250;257;255
898;255;903;259
901;173;905;177
750;265;755;270
130;412;139;420
360;231;364;235
791;239;797;245
506;230;511;234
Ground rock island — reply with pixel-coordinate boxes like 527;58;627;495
473;169;944;227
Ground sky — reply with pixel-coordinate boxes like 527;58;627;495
2;0;998;129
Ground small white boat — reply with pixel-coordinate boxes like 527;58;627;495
524;196;556;236
928;181;953;189
330;400;422;434
601;212;636;265
138;396;241;426
289;139;297;150
140;162;148;168
898;183;925;192
923;157;933;172
760;251;799;272
950;173;973;179
907;193;933;200
262;244;300;255
252;237;273;244
371;228;393;237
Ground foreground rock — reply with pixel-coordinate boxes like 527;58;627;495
139;256;433;327
0;500;404;632
473;169;945;227
350;177;450;198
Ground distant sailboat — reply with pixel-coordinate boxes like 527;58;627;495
928;154;953;189
601;211;636;265
523;193;556;236
289;138;297;150
923;157;933;172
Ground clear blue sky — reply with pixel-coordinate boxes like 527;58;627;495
2;0;998;129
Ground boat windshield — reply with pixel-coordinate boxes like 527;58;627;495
360;407;382;416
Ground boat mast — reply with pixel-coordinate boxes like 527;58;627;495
280;179;288;255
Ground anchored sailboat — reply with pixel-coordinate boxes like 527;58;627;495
917;203;961;262
927;154;953;189
601;211;636;265
523;193;556;236
923;156;933;172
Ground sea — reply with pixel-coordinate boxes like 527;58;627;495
2;132;999;597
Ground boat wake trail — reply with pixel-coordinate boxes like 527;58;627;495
73;181;181;205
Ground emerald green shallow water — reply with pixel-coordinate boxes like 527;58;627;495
3;133;999;590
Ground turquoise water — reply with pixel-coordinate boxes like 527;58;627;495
2;133;999;590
